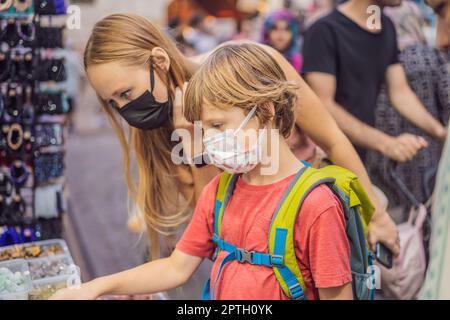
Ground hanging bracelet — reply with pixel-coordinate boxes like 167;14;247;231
16;20;36;42
0;0;13;11
13;0;32;12
10;160;29;186
7;123;24;151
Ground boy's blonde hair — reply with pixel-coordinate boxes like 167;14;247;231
184;43;300;138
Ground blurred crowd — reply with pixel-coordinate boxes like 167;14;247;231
165;0;449;212
163;0;450;299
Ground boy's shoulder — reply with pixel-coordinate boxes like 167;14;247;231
200;173;222;200
299;183;344;224
206;173;222;191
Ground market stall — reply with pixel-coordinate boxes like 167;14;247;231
0;0;80;300
0;239;79;300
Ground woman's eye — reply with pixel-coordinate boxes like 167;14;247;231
108;99;119;109
211;123;222;129
120;90;132;100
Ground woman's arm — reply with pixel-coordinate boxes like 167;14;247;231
386;64;447;141
263;43;400;255
184;40;400;255
50;250;203;299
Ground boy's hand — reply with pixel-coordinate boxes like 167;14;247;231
367;209;400;257
49;280;103;300
49;287;95;300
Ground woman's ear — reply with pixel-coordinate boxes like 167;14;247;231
151;47;171;71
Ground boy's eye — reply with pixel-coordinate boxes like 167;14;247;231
211;123;223;129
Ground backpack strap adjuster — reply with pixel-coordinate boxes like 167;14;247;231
270;255;284;267
288;283;305;300
237;249;254;264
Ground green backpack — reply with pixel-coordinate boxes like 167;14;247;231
202;163;376;300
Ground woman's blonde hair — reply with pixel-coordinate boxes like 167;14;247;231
184;43;300;138
84;13;192;259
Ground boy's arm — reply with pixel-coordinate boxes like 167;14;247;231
319;283;354;300
50;249;203;300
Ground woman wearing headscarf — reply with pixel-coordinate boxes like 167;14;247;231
262;9;303;73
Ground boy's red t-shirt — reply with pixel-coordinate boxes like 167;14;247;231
176;172;352;300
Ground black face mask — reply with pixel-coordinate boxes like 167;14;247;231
116;63;172;130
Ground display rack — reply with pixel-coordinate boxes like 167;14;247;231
0;0;69;247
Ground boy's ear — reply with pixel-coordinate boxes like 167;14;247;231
263;102;276;121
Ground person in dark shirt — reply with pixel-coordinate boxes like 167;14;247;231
366;2;449;209
302;0;447;162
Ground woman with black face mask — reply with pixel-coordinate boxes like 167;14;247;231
113;63;172;130
82;13;400;299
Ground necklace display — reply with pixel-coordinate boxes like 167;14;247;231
0;0;78;301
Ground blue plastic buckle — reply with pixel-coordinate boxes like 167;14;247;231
237;249;254;264
289;283;304;300
270;255;284;267
212;234;220;243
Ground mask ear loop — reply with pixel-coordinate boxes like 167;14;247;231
150;61;155;94
233;105;258;135
148;56;171;105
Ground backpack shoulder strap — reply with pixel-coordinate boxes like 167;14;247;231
269;166;335;299
319;165;375;235
318;165;376;300
214;172;239;237
268;164;375;300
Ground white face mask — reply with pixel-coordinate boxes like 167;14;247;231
203;106;266;174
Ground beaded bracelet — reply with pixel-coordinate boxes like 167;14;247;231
0;0;13;11
16;20;35;42
13;0;32;12
7;123;23;151
9;160;29;186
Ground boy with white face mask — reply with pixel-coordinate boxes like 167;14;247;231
202;105;267;174
180;43;354;300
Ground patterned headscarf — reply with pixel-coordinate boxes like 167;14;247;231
262;9;303;72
